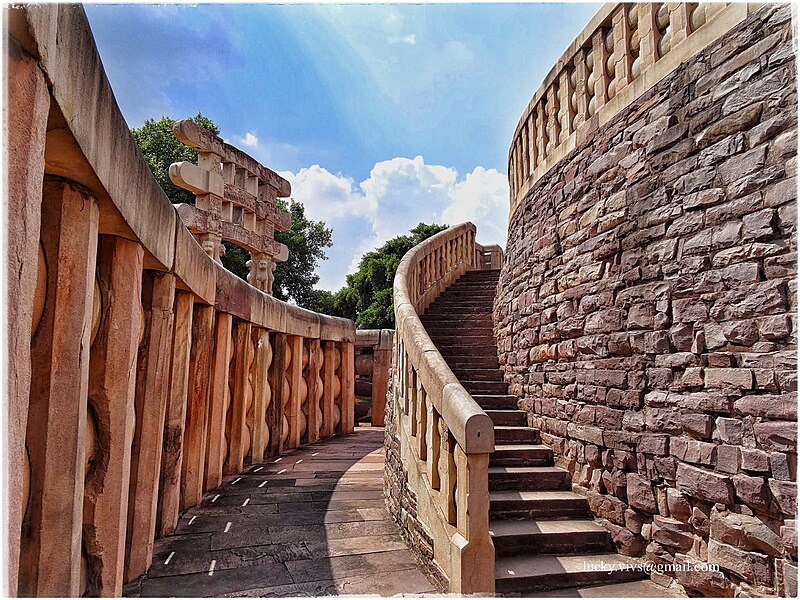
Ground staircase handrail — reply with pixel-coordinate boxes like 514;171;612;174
391;222;495;594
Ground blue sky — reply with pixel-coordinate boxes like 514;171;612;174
85;3;600;291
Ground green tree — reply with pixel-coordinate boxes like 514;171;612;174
131;114;333;306
317;222;448;329
273;201;333;306
131;112;219;206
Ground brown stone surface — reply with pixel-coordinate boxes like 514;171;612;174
157;292;195;538
20;180;99;597
496;5;797;597
126;272;177;582
85;235;145;597
6;37;50;597
124;428;438;597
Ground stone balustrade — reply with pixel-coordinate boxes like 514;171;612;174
388;223;497;594
508;2;756;214
354;329;394;426
7;5;355;597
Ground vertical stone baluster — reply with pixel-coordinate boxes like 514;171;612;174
520;124;530;183
340;341;355;434
371;332;391;427
638;3;660;70
427;408;441;490
84;235;144;597
612;6;633;94
125;272;176;582
180;304;214;510
536;102;548;161
321;340;336;439
416;383;428;460
409;369;418;436
266;333;287;457
668;3;692;46
286;335;303;448
250;329;271;462
21;179;99;597
450;447;494;595
204;312;233;490
558;69;574;141
157;291;194;537
574;50;589;129
306;339;322;443
592;28;611;110
527;114;538;172
225;321;252;475
8;41;49;597
440;430;457;525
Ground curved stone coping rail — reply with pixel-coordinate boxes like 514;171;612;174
508;2;755;215
391;222;495;594
8;4;356;598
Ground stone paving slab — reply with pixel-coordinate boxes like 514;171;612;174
125;428;439;597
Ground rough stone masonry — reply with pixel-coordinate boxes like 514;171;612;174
495;5;797;597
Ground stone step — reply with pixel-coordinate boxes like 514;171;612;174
443;357;500;369
490;490;590;519
427;335;496;346
490;444;552;467
438;345;498;356
493;426;541;444
421;310;492;324
473;394;517;409
428;301;494;310
450;368;504;381
491;518;612;556
494;553;647;594
488;466;570;491
444;286;497;294
485;409;527;427
461;380;508;395
421;314;494;323
423;325;494;334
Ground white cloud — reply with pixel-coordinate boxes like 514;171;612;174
388;33;416;45
279;156;509;291
242;132;259;147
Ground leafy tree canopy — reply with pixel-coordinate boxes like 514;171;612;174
313;222;448;329
131;113;332;307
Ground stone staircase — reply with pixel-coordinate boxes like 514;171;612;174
421;269;648;595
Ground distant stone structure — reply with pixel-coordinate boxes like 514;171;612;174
169;119;293;294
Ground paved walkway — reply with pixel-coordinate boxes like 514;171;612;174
125;427;438;597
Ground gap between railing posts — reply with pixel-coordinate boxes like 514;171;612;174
391;222;496;594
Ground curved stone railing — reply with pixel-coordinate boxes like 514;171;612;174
391;222;495;594
7;5;355;597
508;2;754;213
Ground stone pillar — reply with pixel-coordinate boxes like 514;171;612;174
180;304;215;510
225;321;253;476
204;312;233;490
20;178;99;597
286;335;304;449
321;341;337;439
125;272;176;582
592;28;611;109
371;335;392;427
7;39;50;597
266;333;287;457
340;342;356;434
638;3;660;70
249;329;272;463
305;339;323;443
84;235;144;597
157;291;194;537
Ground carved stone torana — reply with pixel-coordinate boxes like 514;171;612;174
169;119;292;295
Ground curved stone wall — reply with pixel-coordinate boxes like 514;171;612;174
496;5;797;597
